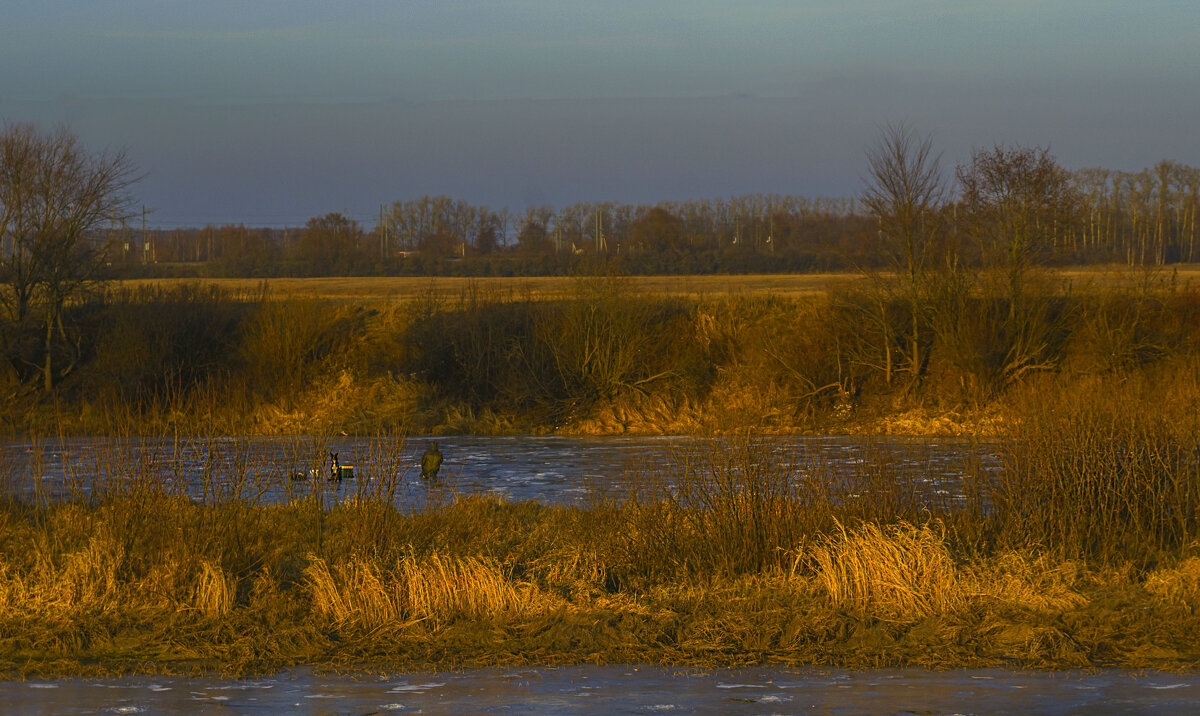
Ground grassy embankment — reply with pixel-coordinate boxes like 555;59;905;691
1;380;1198;676
6;266;1200;436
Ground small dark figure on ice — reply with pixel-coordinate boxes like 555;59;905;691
329;452;341;481
420;442;443;480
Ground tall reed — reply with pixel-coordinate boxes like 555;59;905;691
992;376;1200;564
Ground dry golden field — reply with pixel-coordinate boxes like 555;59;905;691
118;265;1200;302
118;273;857;301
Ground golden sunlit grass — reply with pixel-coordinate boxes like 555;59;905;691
304;552;545;629
807;521;965;619
195;561;236;619
0;494;1197;676
0;530;127;618
115;273;862;303
113;265;1200;302
801;521;1091;621
1144;555;1200;607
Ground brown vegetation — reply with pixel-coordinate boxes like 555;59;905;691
3;125;1199;676
0;386;1197;676
2;266;1199;437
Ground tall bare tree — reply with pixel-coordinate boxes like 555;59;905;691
0;124;138;390
860;123;947;386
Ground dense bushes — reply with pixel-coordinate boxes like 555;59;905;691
2;271;1199;435
82;284;251;411
402;279;709;425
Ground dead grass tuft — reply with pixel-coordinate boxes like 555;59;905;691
194;561;236;618
304;552;547;629
977;552;1088;613
808;521;964;620
1144;556;1200;607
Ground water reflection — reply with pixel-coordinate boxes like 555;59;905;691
2;665;1197;715
0;435;1000;509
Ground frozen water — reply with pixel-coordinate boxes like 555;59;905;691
0;434;999;509
2;666;1198;715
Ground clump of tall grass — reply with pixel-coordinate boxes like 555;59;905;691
0;529;127;618
980;552;1088;613
807;520;964;619
303;552;541;629
1144;555;1200;608
802;521;1091;620
618;435;961;583
621;437;809;579
194;560;236;618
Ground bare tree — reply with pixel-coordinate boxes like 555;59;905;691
0;124;138;390
957;145;1079;295
859;123;947;386
950;144;1080;391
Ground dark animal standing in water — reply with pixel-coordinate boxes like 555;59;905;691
420;442;443;480
329;452;341;482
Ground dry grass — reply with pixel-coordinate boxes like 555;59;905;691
807;521;965;620
115;273;862;303
1144;556;1200;608
304;552;547;629
803;521;1092;624
113;266;1200;302
978;552;1089;613
1;418;1199;674
194;561;236;619
18;264;1200;438
0;531;127;618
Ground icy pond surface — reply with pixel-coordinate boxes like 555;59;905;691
0;435;998;507
4;665;1199;715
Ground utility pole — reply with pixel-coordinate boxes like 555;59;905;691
595;208;606;253
379;204;387;260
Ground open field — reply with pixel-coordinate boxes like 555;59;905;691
115;265;1200;302
117;272;860;301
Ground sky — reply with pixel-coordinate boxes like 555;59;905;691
2;1;1198;228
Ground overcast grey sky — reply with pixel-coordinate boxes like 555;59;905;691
3;1;1197;227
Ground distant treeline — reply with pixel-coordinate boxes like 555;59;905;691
106;159;1200;278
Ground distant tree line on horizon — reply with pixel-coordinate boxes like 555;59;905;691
104;159;1200;278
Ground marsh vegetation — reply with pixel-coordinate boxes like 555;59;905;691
1;263;1198;439
0;388;1197;676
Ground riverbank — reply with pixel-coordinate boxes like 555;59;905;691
4;269;1198;438
2;390;1198;677
1;496;1197;678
